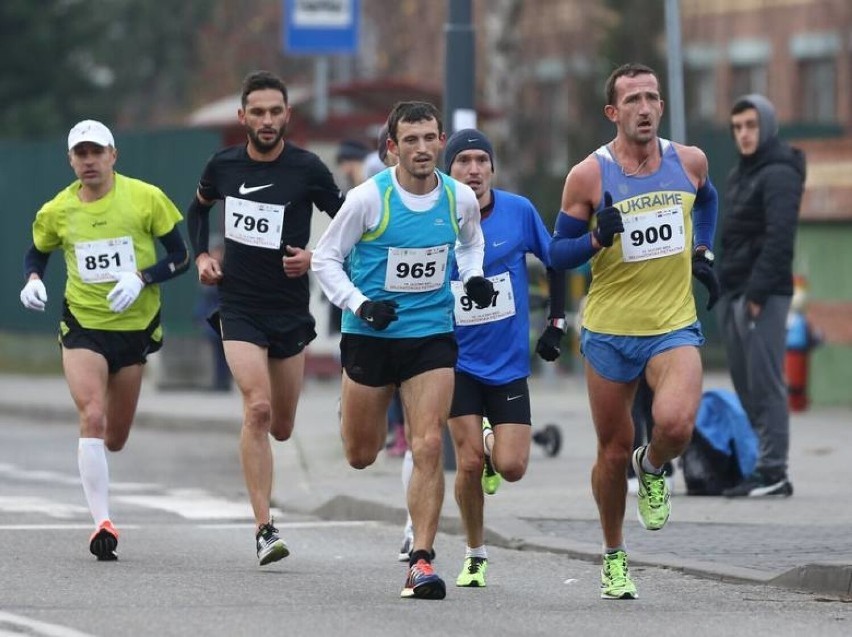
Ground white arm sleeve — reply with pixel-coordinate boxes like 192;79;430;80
311;181;383;314
453;183;485;283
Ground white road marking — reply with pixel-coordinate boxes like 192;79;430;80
0;462;157;491
0;521;366;531
114;488;275;520
199;521;372;530
0;611;95;637
0;496;87;518
0;524;139;531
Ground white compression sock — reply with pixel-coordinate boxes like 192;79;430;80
78;438;110;525
402;449;414;532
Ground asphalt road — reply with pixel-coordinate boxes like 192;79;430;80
1;416;849;637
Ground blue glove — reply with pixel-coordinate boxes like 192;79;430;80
592;191;624;248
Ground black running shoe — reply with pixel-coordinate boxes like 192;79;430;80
723;472;793;498
256;520;289;565
89;520;119;561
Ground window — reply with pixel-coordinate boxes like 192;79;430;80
730;64;768;99
686;68;716;122
798;58;836;123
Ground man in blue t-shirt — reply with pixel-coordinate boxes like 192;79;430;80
444;129;566;588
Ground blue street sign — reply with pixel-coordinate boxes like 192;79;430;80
283;0;360;55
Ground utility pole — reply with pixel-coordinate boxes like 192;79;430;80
665;0;687;143
441;0;476;470
443;0;476;142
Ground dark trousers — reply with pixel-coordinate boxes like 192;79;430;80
717;294;791;476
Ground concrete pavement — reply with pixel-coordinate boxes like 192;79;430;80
1;365;850;599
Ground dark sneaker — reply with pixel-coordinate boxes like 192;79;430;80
256;520;289;566
723;472;793;498
89;520;119;561
401;559;446;599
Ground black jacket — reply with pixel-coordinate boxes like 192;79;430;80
720;136;806;305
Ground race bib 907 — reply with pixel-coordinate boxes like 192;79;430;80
451;272;515;326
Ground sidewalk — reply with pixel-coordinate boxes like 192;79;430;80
1;369;850;599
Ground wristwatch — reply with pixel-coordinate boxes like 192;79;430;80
694;247;715;264
548;317;568;333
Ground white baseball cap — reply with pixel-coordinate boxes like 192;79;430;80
67;120;115;151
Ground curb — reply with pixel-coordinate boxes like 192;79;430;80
292;493;852;600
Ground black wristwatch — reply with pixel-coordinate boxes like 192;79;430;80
694;246;715;264
548;317;568;333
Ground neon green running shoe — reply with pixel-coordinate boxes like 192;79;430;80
455;556;488;587
600;550;638;599
481;418;502;495
632;445;671;531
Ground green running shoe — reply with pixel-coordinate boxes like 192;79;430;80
456;556;488;587
481;419;502;495
600;550;638;600
631;445;671;531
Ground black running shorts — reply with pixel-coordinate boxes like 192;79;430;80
449;371;531;425
59;304;162;374
218;308;316;359
340;332;457;387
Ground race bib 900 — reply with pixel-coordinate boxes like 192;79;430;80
621;205;685;262
74;236;136;283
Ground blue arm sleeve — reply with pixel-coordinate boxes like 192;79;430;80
139;226;190;284
693;176;718;250
23;244;51;279
548;213;598;270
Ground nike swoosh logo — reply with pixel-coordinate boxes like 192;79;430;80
238;182;274;195
507;395;522;401
492;240;507;247
364;315;374;323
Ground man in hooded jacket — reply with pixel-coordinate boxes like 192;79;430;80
718;94;806;498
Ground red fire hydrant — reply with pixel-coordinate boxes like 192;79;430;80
785;276;820;412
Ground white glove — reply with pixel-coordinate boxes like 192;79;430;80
20;278;48;311
106;272;145;313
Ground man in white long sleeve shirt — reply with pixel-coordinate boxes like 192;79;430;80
312;101;492;601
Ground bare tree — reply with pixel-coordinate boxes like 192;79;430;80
481;0;524;191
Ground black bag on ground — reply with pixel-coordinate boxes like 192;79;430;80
679;430;742;496
679;389;758;496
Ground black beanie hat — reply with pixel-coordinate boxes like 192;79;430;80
443;128;494;171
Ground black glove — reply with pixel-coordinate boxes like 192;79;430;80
692;255;720;310
592;191;624;248
464;276;495;309
358;300;399;330
535;325;563;362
